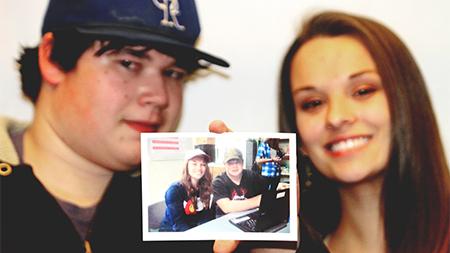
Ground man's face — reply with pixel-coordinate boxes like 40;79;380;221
225;159;244;179
49;42;186;171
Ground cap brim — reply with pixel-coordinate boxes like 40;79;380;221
224;156;242;163
75;25;230;68
194;154;210;162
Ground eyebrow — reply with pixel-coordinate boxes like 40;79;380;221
348;69;377;79
292;86;316;93
120;47;151;59
292;69;378;94
120;47;182;70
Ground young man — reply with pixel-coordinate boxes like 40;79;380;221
212;148;266;218
0;0;228;252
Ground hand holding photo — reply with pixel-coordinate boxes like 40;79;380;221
141;132;297;241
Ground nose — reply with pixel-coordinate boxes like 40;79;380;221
137;71;169;110
325;95;356;130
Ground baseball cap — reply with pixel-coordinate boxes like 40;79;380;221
185;149;210;162
41;0;229;68
223;148;243;164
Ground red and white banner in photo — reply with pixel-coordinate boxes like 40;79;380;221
149;137;181;151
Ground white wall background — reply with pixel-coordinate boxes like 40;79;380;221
1;0;449;162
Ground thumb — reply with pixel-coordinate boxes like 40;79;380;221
213;240;240;253
209;120;232;133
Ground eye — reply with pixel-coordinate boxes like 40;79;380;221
353;85;377;97
163;68;187;81
301;99;323;111
119;59;139;71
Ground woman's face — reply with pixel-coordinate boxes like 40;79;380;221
290;36;391;184
187;157;207;182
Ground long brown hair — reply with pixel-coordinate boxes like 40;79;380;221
279;11;450;253
180;156;213;210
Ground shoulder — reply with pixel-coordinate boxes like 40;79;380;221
242;169;259;178
166;182;184;191
165;182;186;199
0;116;28;165
212;172;229;185
213;172;225;182
243;169;264;184
257;142;266;150
0;162;36;186
298;217;330;253
1;162;56;216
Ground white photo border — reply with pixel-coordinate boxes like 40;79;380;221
141;132;297;241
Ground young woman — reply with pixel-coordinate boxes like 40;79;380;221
159;149;214;231
279;11;450;253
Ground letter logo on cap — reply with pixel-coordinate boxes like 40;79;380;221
152;0;185;31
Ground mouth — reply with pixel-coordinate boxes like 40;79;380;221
325;135;371;156
125;120;160;133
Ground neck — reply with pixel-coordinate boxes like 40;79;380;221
327;176;386;253
226;172;243;185
23;111;113;207
191;178;199;188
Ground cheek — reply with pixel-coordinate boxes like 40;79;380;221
92;76;134;116
159;84;183;131
167;85;183;113
360;95;391;133
69;67;130;110
54;75;98;128
296;112;323;151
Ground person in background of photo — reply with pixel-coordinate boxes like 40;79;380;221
0;0;229;252
159;149;214;231
278;11;450;253
255;138;286;191
212;148;266;218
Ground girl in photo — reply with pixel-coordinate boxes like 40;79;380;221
159;149;214;232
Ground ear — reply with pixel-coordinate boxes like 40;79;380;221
38;32;66;85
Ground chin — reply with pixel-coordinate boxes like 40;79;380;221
332;167;385;185
114;151;141;170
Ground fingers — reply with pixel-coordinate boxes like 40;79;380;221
209;120;232;133
213;240;240;253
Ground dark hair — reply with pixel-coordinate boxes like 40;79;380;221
181;156;213;210
266;138;280;150
17;30;94;103
17;30;199;104
279;11;450;253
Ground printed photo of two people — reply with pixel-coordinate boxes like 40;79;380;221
141;132;297;241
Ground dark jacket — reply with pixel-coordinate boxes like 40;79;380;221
0;162;213;253
159;182;213;232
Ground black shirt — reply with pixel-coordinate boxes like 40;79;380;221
212;169;266;217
